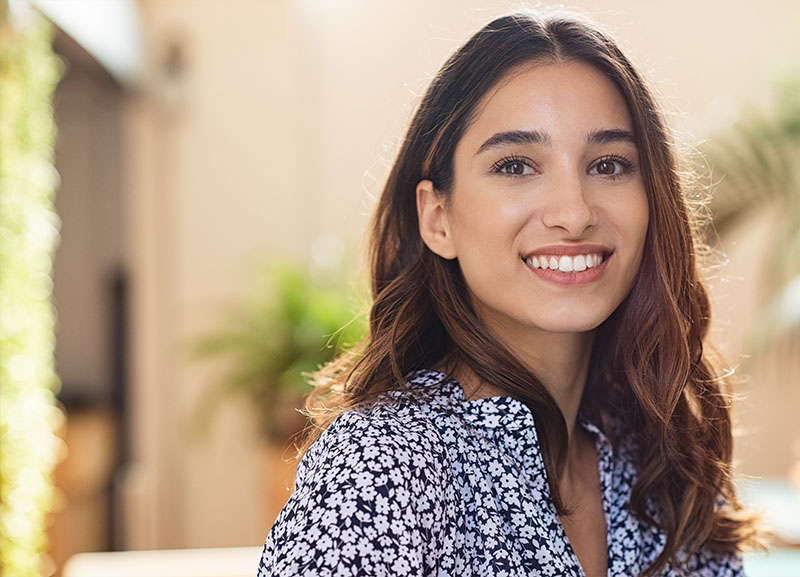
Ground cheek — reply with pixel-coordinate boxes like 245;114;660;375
623;190;649;245
448;189;530;246
625;199;650;279
634;200;650;254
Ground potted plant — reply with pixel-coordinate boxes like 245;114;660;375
701;76;800;355
701;76;800;546
191;254;366;520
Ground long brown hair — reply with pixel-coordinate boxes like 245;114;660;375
305;11;757;575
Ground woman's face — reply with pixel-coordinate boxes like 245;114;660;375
418;60;649;341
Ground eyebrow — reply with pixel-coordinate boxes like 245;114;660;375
474;127;636;156
474;130;551;156
586;128;636;145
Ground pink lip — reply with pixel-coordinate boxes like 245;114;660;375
521;245;613;287
522;243;613;259
527;257;609;286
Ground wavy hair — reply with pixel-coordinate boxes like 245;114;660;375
304;11;758;575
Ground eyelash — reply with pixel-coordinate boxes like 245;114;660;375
590;154;636;179
490;153;637;179
490;155;534;177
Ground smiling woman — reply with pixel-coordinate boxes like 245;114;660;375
418;61;649;342
258;11;759;577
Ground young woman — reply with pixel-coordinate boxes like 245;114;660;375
258;11;758;577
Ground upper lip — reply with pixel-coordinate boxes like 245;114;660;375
522;244;613;259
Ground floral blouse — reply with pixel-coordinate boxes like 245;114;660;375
258;370;744;576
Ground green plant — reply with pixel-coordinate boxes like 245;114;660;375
193;258;367;442
0;2;64;575
702;75;800;355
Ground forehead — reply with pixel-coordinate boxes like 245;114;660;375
461;60;634;150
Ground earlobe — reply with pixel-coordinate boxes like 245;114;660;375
416;179;457;260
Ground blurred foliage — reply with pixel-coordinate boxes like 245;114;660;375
192;258;367;443
702;75;800;355
0;3;64;576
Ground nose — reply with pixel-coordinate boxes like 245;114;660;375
541;170;596;237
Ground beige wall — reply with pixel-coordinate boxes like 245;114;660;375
123;0;295;549
53;31;124;401
120;0;800;550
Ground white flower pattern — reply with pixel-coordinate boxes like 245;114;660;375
258;371;744;576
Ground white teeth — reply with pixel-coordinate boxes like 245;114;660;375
525;252;606;273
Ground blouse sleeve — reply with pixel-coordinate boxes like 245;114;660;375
257;408;457;577
683;546;745;577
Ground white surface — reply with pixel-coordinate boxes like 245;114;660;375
31;0;142;85
62;546;263;577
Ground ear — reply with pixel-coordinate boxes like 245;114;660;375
416;179;457;260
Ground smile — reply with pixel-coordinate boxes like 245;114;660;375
524;253;604;273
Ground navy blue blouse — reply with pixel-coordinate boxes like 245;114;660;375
258;370;744;576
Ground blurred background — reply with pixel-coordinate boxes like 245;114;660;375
1;0;799;575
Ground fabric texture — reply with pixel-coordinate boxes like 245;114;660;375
258;370;743;577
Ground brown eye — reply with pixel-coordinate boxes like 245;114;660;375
492;157;534;177
596;160;617;175
504;162;526;175
590;155;634;178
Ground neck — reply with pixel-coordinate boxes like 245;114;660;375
457;321;596;447
521;330;595;442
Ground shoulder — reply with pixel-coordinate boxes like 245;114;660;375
298;370;457;481
260;390;460;576
300;398;452;491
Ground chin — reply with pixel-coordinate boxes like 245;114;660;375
524;308;611;334
540;320;605;334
